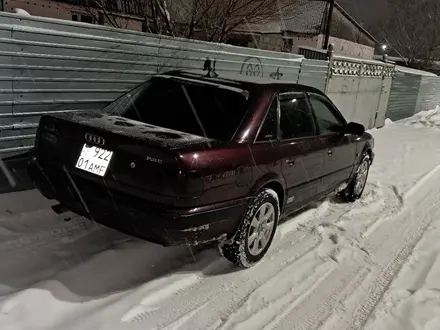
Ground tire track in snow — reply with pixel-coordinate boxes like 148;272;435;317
122;230;321;330
248;164;440;330
268;264;369;330
328;166;440;330
363;161;440;238
349;207;438;330
121;192;365;329
118;183;402;330
121;252;224;324
306;163;440;330
336;183;403;241
221;260;336;330
152;301;211;330
120;202;334;327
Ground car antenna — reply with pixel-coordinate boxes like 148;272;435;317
203;58;218;78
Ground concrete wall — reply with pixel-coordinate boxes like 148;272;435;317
291;34;322;54
238;33;322;54
259;33;284;52
259;32;374;59
328;36;374;59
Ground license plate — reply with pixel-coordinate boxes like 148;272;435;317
75;144;113;177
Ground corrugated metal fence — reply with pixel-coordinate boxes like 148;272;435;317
416;76;440;113
0;12;308;156
1;12;440;160
386;72;421;121
387;68;440;122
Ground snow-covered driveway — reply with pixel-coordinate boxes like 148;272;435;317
2;111;440;330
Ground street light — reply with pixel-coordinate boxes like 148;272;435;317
377;43;388;62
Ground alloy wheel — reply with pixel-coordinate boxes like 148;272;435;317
354;159;369;196
247;202;276;256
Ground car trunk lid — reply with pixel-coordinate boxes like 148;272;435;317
36;112;211;199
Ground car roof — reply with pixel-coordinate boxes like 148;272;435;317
156;70;326;96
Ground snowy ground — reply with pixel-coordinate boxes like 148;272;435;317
2;109;440;330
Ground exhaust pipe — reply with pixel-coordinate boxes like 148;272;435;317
51;203;69;214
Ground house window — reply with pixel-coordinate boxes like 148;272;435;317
80;15;94;24
283;38;293;53
72;13;95;24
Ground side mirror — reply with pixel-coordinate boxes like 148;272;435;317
346;122;365;136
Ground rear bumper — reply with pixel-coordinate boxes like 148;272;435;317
28;157;249;246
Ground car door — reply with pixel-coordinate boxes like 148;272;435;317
307;93;357;193
278;92;325;214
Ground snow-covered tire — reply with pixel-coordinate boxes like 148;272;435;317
340;153;371;202
218;188;279;268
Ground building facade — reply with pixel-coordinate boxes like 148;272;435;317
3;0;377;59
230;0;377;59
4;0;144;31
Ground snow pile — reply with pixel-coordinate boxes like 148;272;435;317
383;118;394;127
404;106;440;128
11;8;31;16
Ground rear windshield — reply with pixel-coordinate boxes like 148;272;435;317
103;77;254;141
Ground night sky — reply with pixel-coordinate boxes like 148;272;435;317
337;0;385;33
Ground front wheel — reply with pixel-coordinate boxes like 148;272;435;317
219;188;279;268
340;153;371;202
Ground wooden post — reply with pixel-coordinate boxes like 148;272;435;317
325;43;335;94
323;0;335;50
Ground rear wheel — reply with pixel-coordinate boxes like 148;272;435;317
340;153;371;202
218;188;279;268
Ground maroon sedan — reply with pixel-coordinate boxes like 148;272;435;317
28;70;374;267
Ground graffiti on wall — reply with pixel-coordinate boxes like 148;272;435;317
240;57;285;81
240;57;263;77
270;67;283;80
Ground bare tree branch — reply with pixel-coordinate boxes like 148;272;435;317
80;0;292;43
379;0;440;70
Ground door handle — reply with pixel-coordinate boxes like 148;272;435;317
285;159;295;167
327;149;333;157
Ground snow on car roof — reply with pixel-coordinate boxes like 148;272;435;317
158;70;325;96
158;74;251;99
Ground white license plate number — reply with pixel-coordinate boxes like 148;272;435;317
75;144;113;177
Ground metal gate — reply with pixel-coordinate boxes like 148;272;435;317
326;57;394;129
374;75;393;127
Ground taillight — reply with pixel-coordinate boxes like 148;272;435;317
40;131;59;145
42;122;60;135
39;120;60;145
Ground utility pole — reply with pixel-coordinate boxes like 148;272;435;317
323;0;335;50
